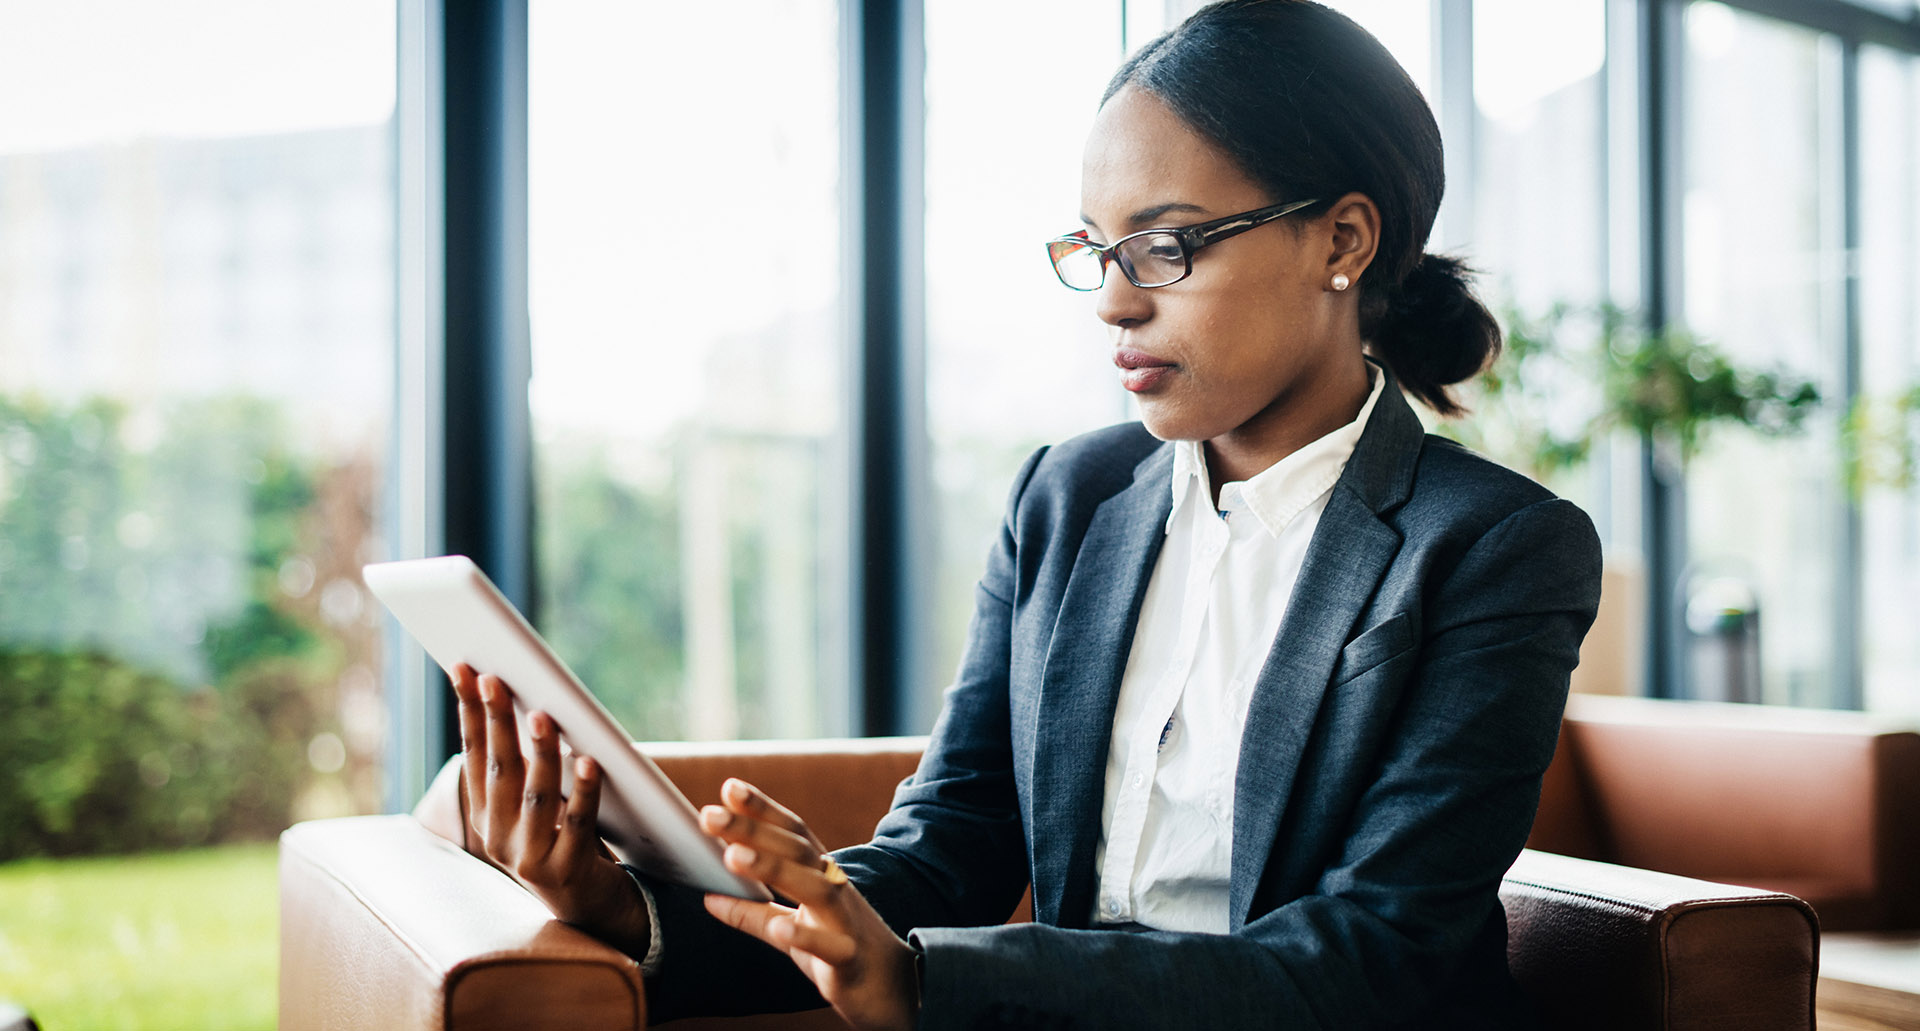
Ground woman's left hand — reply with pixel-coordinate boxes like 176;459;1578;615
699;778;918;1031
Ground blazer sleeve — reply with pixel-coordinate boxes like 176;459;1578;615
907;496;1602;1031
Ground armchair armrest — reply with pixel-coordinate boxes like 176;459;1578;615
279;815;645;1031
283;740;1820;1031
1501;849;1819;1031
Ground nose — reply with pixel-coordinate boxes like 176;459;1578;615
1093;267;1152;328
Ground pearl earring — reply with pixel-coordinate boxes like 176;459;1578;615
1331;274;1351;292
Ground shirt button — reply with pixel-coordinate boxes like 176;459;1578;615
1105;899;1124;918
1130;772;1145;789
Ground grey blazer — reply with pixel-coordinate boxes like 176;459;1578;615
643;373;1603;1030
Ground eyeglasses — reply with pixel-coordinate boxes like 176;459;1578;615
1045;197;1321;291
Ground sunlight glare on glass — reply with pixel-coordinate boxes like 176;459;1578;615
1687;1;1740;60
1473;0;1605;128
0;0;395;153
527;0;841;440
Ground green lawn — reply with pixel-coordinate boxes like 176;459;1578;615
0;841;279;1030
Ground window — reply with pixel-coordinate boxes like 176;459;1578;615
1858;43;1920;715
1326;0;1435;99
527;0;848;740
1678;3;1844;706
0;0;395;844
0;2;394;1024
922;0;1127;706
1470;0;1607;313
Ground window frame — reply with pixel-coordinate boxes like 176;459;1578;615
385;0;1920;802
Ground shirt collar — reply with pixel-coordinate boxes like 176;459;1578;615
1165;360;1387;537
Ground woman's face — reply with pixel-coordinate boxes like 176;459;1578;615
1079;87;1368;450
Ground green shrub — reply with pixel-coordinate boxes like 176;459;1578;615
0;649;315;860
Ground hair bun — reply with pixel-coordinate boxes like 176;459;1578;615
1369;254;1502;415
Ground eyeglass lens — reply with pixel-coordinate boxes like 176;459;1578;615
1049;232;1189;290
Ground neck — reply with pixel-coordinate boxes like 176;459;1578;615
1203;355;1371;503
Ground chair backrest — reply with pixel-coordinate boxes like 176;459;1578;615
1529;694;1920;931
644;736;927;851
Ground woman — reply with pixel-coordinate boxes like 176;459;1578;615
456;2;1602;1028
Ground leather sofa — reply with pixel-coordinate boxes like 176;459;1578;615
280;695;1920;1030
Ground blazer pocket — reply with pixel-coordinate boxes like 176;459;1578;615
1332;612;1414;686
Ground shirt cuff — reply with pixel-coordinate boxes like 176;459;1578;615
619;863;667;976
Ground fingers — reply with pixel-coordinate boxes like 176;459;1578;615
699;779;846;911
718;778;826;852
703;894;861;968
479;674;526;853
704;892;791;945
700;803;819;868
768;912;859;966
551;755;604;871
511;710;564;868
718;837;850;913
452;664;489;823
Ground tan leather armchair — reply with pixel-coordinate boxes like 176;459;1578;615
279;703;1879;1031
1528;695;1920;1030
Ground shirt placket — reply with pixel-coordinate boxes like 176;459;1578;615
1096;504;1232;923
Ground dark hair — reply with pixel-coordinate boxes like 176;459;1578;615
1104;0;1500;415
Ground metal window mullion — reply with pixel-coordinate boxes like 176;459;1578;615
1637;0;1690;699
389;0;532;784
1433;0;1475;254
387;0;447;813
1713;0;1920;54
440;0;531;623
844;0;930;737
1834;38;1865;707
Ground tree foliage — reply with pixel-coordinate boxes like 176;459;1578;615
1442;304;1823;481
0;394;370;858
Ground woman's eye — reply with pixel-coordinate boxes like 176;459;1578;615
1145;240;1183;262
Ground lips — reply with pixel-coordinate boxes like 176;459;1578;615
1114;348;1175;393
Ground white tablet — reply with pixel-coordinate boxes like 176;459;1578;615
363;554;771;901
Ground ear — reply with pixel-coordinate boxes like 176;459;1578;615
1322;192;1381;286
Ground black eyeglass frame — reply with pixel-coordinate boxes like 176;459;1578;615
1045;196;1323;291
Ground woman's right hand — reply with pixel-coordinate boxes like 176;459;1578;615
452;663;653;956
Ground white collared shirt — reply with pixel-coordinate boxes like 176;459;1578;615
1091;364;1386;933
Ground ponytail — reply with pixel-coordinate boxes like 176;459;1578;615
1363;254;1502;417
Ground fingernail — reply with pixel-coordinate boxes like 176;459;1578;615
726;843;757;867
701;806;731;831
723;779;748;804
575;756;594;779
530;712;549;738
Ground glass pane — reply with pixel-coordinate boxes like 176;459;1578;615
1154;1;1433;103
529;1;845;740
1858;45;1920;715
1471;0;1607;313
1463;0;1626;690
0;1;394;1025
1325;0;1435;100
923;0;1126;710
1680;2;1842;706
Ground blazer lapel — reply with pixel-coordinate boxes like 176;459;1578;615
1029;444;1173;928
1228;378;1423;927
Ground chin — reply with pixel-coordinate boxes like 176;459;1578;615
1135;404;1225;444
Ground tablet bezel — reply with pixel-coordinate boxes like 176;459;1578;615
363;555;771;901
